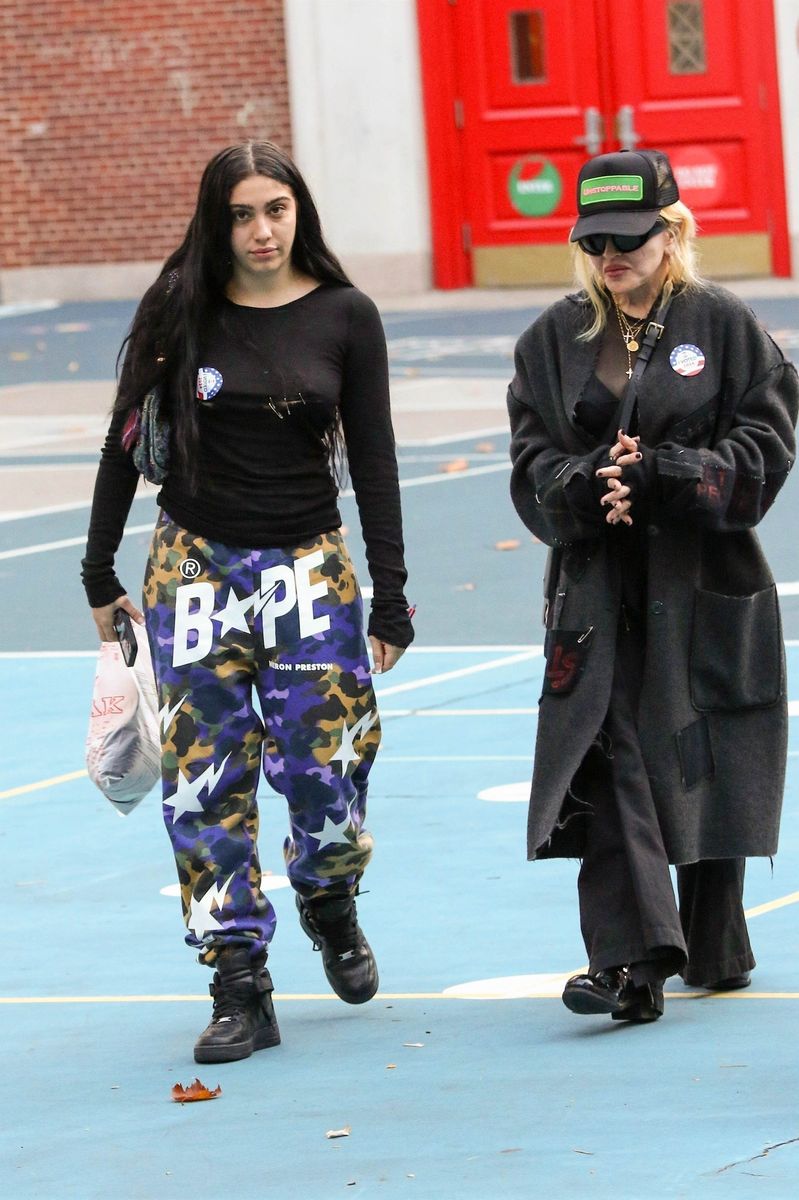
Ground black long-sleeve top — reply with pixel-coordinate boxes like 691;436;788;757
82;284;414;648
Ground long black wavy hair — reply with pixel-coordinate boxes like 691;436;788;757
116;141;353;482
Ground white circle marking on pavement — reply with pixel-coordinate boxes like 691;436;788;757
159;875;291;897
443;972;586;999
477;782;528;803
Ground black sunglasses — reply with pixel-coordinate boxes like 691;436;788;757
577;220;667;257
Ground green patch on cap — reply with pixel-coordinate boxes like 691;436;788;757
580;174;644;205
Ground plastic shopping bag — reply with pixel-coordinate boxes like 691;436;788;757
85;622;161;815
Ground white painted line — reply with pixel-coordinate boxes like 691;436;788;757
777;583;799;597
0;464;106;476
0;651;99;659
396;461;511;489
0;462;510;551
380;708;539;717
0;300;59;319
378;755;532;762
0;491;155;524
375;650;539;698
0;521;154;560
0;647;540;660
405;645;539;653
745;890;799;918
396;452;508;463
398;425;508;447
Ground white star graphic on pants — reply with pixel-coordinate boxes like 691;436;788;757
168;753;231;822
212;587;254;636
307;813;355;850
187;873;235;936
329;710;378;773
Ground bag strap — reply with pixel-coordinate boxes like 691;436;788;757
614;291;674;435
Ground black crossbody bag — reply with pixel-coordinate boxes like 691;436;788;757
542;292;673;626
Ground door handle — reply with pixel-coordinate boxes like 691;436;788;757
616;105;640;150
574;107;604;156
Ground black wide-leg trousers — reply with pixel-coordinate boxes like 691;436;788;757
575;621;753;988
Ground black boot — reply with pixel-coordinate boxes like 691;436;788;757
296;893;378;1004
193;946;281;1064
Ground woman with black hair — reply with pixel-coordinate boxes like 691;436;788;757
82;141;413;1063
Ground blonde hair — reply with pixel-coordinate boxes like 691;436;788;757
572;201;704;340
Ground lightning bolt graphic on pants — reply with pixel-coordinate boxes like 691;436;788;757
169;752;232;822
187;872;235;936
159;692;188;735
329;709;378;772
250;580;281;619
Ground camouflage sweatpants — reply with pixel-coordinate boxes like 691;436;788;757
143;514;380;963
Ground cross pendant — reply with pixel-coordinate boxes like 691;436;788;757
626;366;633;379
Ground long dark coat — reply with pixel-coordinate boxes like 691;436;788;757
507;282;799;864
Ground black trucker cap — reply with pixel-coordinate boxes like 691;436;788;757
570;149;680;241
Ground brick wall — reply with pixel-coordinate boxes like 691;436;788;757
0;1;291;269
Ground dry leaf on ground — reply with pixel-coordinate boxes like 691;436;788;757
171;1078;222;1103
439;458;469;473
325;1126;351;1139
494;539;521;551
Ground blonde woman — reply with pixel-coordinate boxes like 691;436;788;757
507;150;798;1024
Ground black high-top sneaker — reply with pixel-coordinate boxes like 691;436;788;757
296;893;379;1004
194;946;281;1063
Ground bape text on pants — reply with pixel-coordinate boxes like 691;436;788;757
143;516;380;963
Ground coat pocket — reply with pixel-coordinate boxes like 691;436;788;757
542;627;593;697
690;585;783;711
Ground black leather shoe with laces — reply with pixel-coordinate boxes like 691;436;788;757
296;893;379;1004
193;946;281;1064
562;968;629;1015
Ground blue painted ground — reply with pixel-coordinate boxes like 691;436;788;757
2;645;799;1198
2;295;799;1198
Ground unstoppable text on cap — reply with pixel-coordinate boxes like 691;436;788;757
580;174;644;205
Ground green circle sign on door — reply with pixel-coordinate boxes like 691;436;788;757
508;156;562;217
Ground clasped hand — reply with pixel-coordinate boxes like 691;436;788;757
595;430;642;526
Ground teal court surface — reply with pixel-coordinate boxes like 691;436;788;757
2;294;799;1198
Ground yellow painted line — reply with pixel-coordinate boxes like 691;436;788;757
0;769;87;800
3;991;799;1005
0;992;445;1005
745;890;799;918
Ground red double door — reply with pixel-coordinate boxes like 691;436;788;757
417;0;789;286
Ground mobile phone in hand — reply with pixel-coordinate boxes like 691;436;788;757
113;607;138;667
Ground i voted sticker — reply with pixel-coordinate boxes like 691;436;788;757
196;366;223;401
669;344;706;377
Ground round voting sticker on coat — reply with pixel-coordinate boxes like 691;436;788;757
669;344;706;377
197;366;223;400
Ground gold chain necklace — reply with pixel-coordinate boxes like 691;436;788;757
613;302;648;379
